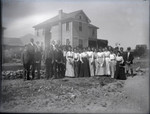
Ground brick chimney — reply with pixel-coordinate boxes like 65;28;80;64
58;9;63;44
59;9;63;20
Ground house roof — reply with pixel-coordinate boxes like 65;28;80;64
33;10;99;29
3;38;24;47
88;24;99;29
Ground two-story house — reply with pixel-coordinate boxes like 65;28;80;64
33;10;107;48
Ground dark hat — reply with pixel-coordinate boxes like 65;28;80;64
127;47;131;51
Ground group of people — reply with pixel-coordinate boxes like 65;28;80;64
22;38;43;80
22;38;134;80
62;46;134;80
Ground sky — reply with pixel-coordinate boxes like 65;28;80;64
2;0;149;49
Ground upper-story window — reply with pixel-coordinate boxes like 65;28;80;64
79;15;82;20
79;22;82;31
66;22;69;31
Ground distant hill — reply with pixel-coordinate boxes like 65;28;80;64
20;33;44;45
2;33;44;47
3;37;23;47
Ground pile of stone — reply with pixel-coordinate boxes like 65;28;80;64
2;70;23;80
135;66;146;75
2;70;46;80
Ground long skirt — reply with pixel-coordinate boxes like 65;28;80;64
65;58;75;77
114;61;126;80
109;60;116;78
79;58;90;77
95;58;104;76
89;58;95;77
74;60;80;77
104;57;110;75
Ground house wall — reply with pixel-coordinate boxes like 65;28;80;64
71;12;98;48
75;12;89;23
35;12;98;48
62;22;72;45
36;22;73;46
72;21;89;47
88;27;97;39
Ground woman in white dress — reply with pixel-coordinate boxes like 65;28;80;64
109;49;116;78
87;47;94;77
95;48;105;76
65;47;75;77
103;47;111;76
93;48;97;76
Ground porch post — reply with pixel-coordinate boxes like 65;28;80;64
44;27;51;54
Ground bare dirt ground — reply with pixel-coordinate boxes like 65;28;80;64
0;57;149;113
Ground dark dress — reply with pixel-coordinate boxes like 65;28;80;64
114;56;126;80
79;53;90;77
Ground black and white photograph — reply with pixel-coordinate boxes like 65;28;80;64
1;0;149;113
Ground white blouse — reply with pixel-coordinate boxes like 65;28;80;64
97;52;104;58
104;51;110;57
74;52;79;59
63;51;67;57
66;51;74;58
110;53;116;60
116;56;123;62
80;52;87;58
87;51;93;58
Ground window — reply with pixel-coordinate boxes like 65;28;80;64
66;22;69;31
79;39;83;48
79;15;82;19
79;22;82;31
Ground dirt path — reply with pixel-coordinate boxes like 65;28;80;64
107;72;149;113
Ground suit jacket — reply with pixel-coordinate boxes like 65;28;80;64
44;49;54;61
124;52;134;64
27;43;36;56
35;45;42;62
53;49;63;63
21;48;30;65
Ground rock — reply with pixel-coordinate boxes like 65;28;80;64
101;102;107;107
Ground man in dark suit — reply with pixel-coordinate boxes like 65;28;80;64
57;46;64;78
21;45;30;80
44;44;54;79
35;41;42;79
124;47;134;77
22;38;36;80
53;45;64;79
27;38;36;79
